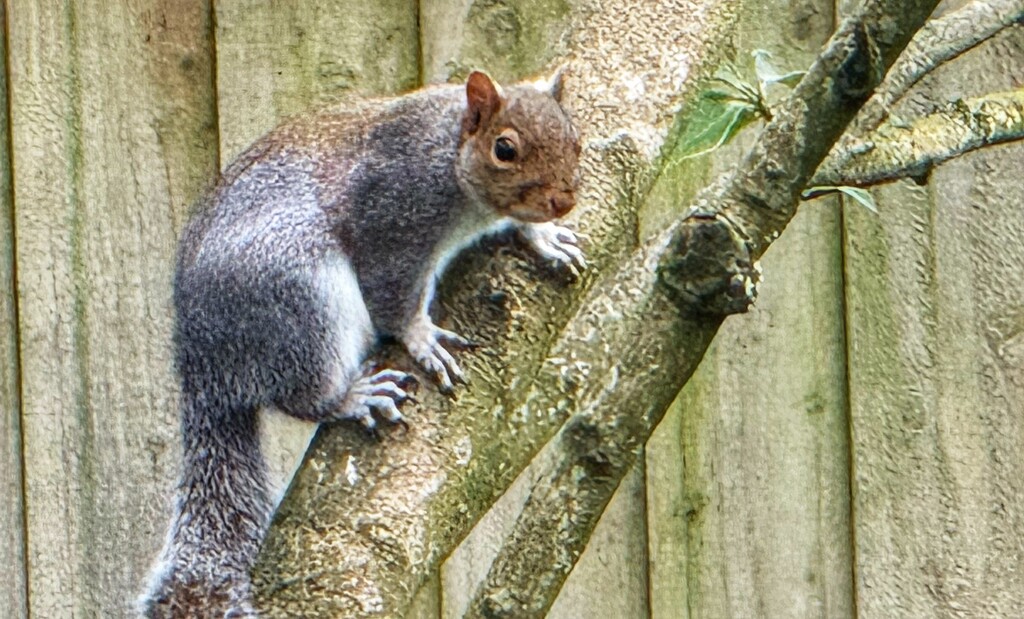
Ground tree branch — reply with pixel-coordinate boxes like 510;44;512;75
844;0;1024;138
465;0;945;614
813;89;1024;188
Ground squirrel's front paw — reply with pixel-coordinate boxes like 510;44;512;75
402;319;474;394
519;222;587;277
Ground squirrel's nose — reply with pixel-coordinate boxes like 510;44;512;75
549;192;575;217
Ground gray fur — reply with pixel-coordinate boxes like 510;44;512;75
141;74;580;618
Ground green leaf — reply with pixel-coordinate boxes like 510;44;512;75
803;185;878;213
711;70;760;103
668;91;758;162
752;49;806;88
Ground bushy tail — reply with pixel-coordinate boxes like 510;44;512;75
141;394;271;618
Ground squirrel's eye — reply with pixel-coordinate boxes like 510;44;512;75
494;137;517;162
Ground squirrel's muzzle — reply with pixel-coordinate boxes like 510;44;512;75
549;192;575;218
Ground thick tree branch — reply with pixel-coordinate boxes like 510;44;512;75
813;89;1024;188
845;0;1024;138
465;0;944;614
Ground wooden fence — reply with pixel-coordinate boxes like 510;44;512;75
2;0;1022;617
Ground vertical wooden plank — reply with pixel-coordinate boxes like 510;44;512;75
0;2;28;616
845;20;1024;617
420;0;572;84
440;443;546;619
407;571;443;619
7;0;217;614
645;0;854;615
215;0;420;162
650;203;853;618
213;0;420;503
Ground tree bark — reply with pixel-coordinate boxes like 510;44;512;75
813;89;1024;187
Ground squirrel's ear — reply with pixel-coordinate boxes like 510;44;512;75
536;64;567;102
464;71;502;136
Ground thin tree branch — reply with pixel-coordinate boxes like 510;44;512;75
465;0;944;614
846;0;1024;138
813;89;1024;188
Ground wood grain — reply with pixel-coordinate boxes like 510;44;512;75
214;0;420;163
0;2;28;616
845;20;1024;617
6;0;217;615
647;202;854;618
547;463;650;619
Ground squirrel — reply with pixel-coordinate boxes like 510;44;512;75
140;68;583;618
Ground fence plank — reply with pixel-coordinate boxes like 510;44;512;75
213;0;420;508
419;0;572;85
441;447;650;619
0;2;28;616
215;0;420;163
643;0;854;615
844;22;1024;617
7;1;217;614
647;202;854;618
548;463;650;618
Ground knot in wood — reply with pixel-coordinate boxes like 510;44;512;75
657;212;759;317
834;22;876;110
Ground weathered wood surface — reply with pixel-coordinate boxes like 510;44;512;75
441;429;650;619
648;200;854;618
0;3;28;617
215;0;419;163
547;463;651;618
6;1;217;616
643;0;855;616
844;15;1024;618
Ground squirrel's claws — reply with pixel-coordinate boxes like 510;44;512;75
403;320;470;393
365;424;384;441
435;327;479;351
358;411;379;434
367;368;418;388
353;379;410;403
519;221;587;277
337;368;414;431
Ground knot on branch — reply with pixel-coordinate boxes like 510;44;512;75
656;209;760;317
834;22;877;111
562;412;643;483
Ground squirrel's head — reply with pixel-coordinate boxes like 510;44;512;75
456;69;581;223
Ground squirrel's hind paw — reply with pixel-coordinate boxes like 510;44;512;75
519;221;587;278
337;368;416;431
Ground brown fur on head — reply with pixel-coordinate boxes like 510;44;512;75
456;70;581;223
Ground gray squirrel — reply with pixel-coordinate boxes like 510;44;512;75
140;69;583;618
